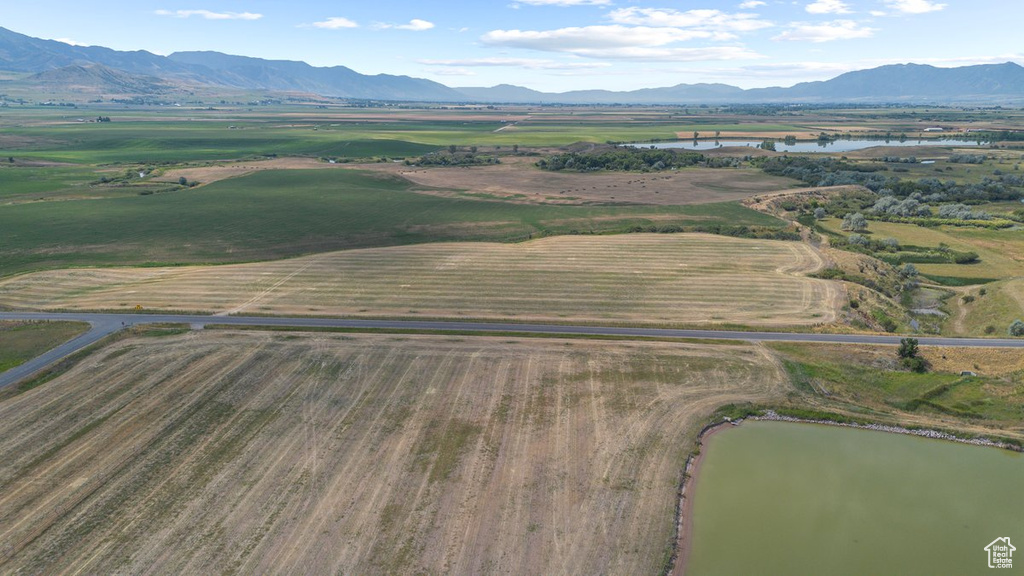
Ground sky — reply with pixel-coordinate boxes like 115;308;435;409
3;1;1022;92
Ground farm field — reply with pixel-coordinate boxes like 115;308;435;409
7;105;1018;164
0;330;787;574
360;159;799;205
0;169;783;277
152;157;800;206
0;106;824;162
0;321;88;372
0;234;842;327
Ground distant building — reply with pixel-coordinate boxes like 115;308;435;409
923;127;944;132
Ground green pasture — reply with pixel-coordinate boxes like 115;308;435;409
0;169;782;277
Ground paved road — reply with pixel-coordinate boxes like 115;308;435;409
2;311;1023;389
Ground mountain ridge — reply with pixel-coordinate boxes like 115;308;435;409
1;26;1022;104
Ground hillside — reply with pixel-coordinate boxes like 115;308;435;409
24;63;175;94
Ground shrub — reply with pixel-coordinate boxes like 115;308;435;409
847;233;869;246
953;252;980;264
841;212;868;231
984;325;997;335
1010;320;1024;337
897;337;920;359
902;356;927;373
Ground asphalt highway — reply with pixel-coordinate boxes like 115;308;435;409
2;311;1023;389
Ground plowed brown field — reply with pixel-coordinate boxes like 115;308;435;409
0;234;841;326
0;331;787;574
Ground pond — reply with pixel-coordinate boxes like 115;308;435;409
634;139;985;153
686;420;1024;575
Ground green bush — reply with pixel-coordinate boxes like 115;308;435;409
897;337;919;359
902;356;927;373
1010;320;1024;337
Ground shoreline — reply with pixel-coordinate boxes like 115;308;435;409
666;418;736;576
752;410;1022;452
668;410;1020;575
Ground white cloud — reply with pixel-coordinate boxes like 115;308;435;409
773;20;875;42
884;0;946;14
570;46;763;61
311;17;359;29
739;1;766;7
431;68;476;76
155;9;262;20
869;10;888;16
419;57;611;70
373;19;435;31
514;0;612;5
483;26;725;51
398;19;435;31
481;16;767;61
806;0;852;14
608;8;773;33
52;38;87;46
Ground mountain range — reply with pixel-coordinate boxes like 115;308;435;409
1;26;1022;105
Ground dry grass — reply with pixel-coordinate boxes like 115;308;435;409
0;331;786;574
0;234;842;326
919;346;1024;376
153;157;342;185
363;158;799;205
947;279;1024;337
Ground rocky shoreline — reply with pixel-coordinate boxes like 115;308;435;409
752;410;1022;452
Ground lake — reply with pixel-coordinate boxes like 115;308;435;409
635;139;985;153
686;420;1024;576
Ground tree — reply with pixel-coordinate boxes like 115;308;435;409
897;338;925;372
1010;320;1024;337
813;207;827;219
512;144;519;153
841;212;868;232
901;263;919;278
448;144;456;154
897;337;919;359
759;140;776;151
178;176;188;186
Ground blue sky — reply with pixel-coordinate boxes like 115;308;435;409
3;1;1022;91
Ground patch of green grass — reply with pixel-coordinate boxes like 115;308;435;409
920;274;1000;286
770;342;1024;423
414;418;482;483
0;169;782;277
0;321;89;372
0;119;444;163
0;165;104;200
